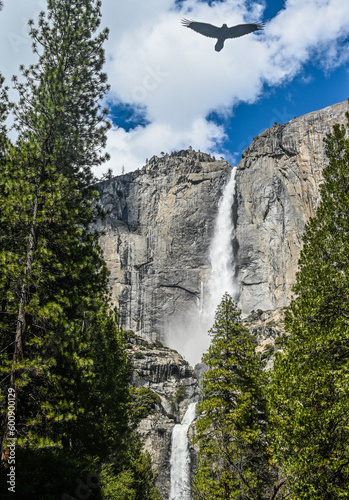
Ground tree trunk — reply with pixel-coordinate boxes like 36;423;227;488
1;197;38;463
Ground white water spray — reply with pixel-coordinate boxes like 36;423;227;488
169;402;197;500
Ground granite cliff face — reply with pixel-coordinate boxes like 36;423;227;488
235;100;349;314
97;149;232;342
96;151;230;498
126;333;200;499
96;101;349;499
98;101;349;334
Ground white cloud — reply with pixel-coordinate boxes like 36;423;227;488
0;0;349;174
106;117;226;171
102;0;349;173
0;1;45;92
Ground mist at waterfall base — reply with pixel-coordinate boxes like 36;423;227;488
169;402;197;500
165;169;238;366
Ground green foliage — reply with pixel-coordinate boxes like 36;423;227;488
100;465;138;500
0;447;97;500
175;383;187;402
0;437;161;500
169;383;187;408
134;351;146;359
0;2;160;499
260;342;275;362
124;330;153;349
269;110;349;498
0;73;8;152
130;387;161;422
98;449;161;500
12;0;110;185
124;450;162;500
274;333;288;348
0;0;112;455
193;293;276;500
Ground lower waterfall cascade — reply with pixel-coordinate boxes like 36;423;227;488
169;402;197;500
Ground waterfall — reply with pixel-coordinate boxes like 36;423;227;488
208;166;238;313
165;167;238;366
169;402;197;500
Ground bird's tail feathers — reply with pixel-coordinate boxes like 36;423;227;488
214;39;224;52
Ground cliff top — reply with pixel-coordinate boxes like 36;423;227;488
240;99;349;161
98;147;232;187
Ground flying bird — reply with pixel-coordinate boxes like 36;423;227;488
181;19;264;52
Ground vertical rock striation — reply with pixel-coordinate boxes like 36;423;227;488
235;100;349;314
97;149;232;342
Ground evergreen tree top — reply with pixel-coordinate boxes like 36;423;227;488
12;0;111;187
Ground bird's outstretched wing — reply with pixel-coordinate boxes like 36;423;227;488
226;23;264;39
181;19;221;39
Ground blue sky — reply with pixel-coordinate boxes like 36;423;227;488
212;65;349;159
0;0;348;174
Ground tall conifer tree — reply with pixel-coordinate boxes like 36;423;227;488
0;4;163;499
269;109;349;498
193;293;278;500
0;0;111;458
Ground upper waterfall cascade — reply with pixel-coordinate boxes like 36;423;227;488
208;166;238;312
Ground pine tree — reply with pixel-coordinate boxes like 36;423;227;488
193;293;277;500
269;109;349;498
0;5;162;500
0;0;111;459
